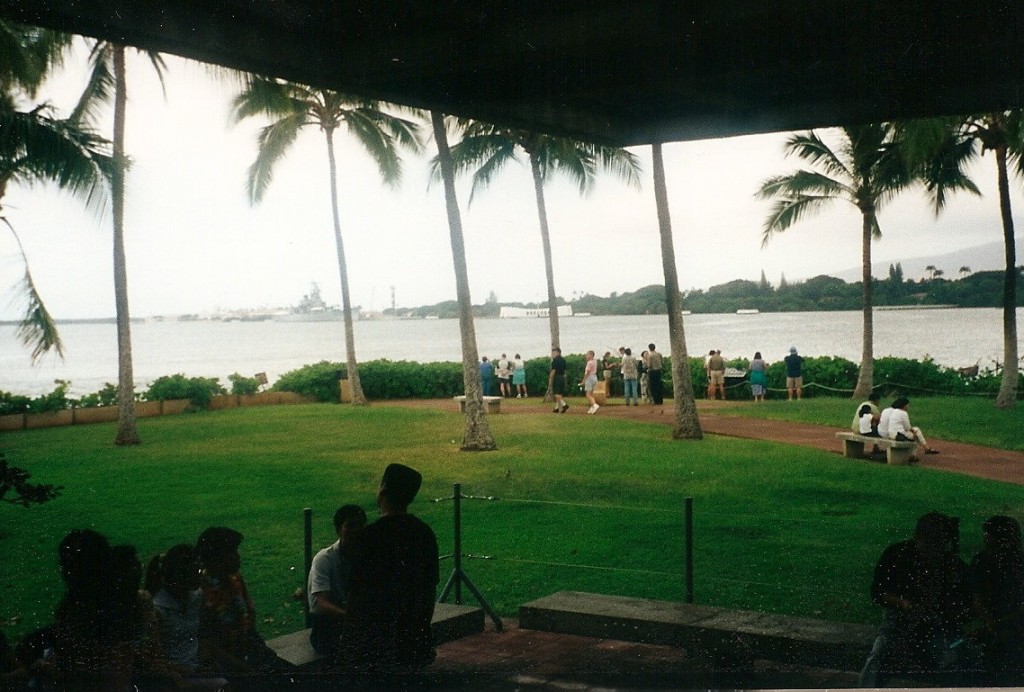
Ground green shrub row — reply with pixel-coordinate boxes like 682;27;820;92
2;354;1017;415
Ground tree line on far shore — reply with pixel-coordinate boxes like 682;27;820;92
391;264;1024;319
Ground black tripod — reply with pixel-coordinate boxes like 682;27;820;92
437;483;503;631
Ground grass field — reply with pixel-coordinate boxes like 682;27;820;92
2;399;1021;644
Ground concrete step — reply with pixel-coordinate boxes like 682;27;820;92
519;591;875;672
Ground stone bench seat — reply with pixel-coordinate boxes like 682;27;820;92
519;591;875;672
453;395;503;414
835;432;917;465
267;602;486;669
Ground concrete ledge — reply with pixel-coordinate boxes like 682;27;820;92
267;602;485;669
519;591;875;671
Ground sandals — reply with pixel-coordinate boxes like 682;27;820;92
925;449;940;455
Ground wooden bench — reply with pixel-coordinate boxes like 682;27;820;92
835;432;917;465
453;395;502;414
267;602;486;669
519;591;875;672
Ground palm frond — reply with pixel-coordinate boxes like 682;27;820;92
69;40;115;127
535;137;593;194
593;144;642;189
784;131;851;180
230;76;302;124
0;106;113;218
0;21;71;96
468;141;518;202
756;169;849;200
3;218;63;362
760;195;836;246
343;107;406;187
246;114;303;203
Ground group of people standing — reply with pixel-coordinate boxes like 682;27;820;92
2;463;438;689
546;344;666;414
479;354;528;398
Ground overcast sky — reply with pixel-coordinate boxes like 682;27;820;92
2;50;1022;321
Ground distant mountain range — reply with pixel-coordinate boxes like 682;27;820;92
831;235;1023;283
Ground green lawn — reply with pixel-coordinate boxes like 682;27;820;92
712;396;1024;451
2;400;1021;644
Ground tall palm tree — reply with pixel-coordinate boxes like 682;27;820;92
757;125;913;400
433;123;641;400
1;22;111;362
429;112;495;451
912;112;1022;408
651;143;701;439
71;41;166;445
231;76;421;407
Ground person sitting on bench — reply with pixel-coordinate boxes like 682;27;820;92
878;397;939;458
308;505;366;656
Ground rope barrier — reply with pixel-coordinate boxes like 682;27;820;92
701;573;861;596
499;497;682;514
496;556;683;578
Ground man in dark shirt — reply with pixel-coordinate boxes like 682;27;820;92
647;343;664;405
342;464;439;675
784;346;804;400
548;348;569;413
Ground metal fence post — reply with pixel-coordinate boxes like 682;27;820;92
685;497;694;603
452;483;463;604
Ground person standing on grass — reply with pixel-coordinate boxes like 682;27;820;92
620;348;639;406
479;356;494;397
548;348;569;413
496;354;512;398
342;463;439;676
647;343;664;405
878;397;939;458
581;350;600;414
308;504;367;656
784;346;804;400
512;354;528;398
639;350;651;403
748;351;768;402
707;349;727;400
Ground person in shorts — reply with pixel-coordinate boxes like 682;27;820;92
581;350;600;414
548;348;568;413
784;346;804;400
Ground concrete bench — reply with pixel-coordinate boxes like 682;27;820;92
835;432;917;465
519;591;876;672
267;602;486;669
453;395;502;414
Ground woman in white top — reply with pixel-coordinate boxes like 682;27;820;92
877;397;939;456
511;354;527;398
581;350;600;414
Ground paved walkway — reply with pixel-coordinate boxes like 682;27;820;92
392;397;1024;486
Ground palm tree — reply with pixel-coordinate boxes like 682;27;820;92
757;125;913;399
432;122;641;400
959;265;972;277
651;143;701;439
429;112;495;450
1;23;111;362
925;264;938;280
70;41;167;445
231;76;422;407
912;112;1022;407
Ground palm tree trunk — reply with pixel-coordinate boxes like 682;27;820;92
852;210;875;399
431;111;496;451
324;128;367;405
994;145;1019;408
112;45;139;446
651;143;701;440
529;154;560;403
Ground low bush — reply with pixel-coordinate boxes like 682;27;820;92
228;373;261;396
75;383;119;409
272;361;346;402
143;374;226;409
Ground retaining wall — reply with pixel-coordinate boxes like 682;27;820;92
0;391;317;432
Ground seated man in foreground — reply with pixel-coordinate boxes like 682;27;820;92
341;463;439;674
308;504;366;655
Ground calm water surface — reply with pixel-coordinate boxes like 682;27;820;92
1;308;1019;396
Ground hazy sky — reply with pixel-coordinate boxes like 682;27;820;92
3;49;1022;320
